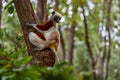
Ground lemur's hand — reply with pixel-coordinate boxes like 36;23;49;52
26;23;36;27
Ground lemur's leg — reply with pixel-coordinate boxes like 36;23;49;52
28;32;45;51
32;46;44;51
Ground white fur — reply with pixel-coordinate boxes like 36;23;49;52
28;32;44;49
44;28;58;40
31;24;36;27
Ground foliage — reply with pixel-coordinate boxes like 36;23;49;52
77;71;92;80
39;62;76;80
0;48;41;80
4;0;14;14
0;48;77;80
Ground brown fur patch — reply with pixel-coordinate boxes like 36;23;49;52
35;32;46;41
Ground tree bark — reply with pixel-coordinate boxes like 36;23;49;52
67;3;78;65
37;0;48;23
13;0;55;67
68;25;75;65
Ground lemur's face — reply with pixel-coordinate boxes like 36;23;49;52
50;11;62;23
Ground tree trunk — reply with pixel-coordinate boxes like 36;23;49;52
68;25;75;65
67;3;78;65
13;0;55;67
37;0;48;23
82;5;96;80
97;1;106;79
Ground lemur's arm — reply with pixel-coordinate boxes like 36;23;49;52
26;20;54;32
26;23;44;33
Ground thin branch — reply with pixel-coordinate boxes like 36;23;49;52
0;0;2;49
58;26;66;60
104;0;112;80
101;0;107;65
82;6;94;67
54;0;66;60
0;0;2;27
97;1;107;79
82;5;96;80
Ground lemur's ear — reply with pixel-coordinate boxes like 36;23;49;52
52;11;55;14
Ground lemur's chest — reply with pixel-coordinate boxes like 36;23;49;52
35;27;58;41
45;28;59;39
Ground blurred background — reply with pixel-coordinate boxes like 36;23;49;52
0;0;120;80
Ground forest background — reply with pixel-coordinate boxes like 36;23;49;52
0;0;120;80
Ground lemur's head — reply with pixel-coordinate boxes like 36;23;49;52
49;11;62;23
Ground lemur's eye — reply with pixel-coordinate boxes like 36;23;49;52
52;11;55;14
54;16;61;22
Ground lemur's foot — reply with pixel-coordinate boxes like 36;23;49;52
32;45;44;52
26;23;36;27
32;47;41;52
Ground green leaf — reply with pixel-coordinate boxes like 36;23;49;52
4;1;13;10
8;5;14;14
0;60;8;65
14;56;32;66
9;49;24;59
20;56;32;64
